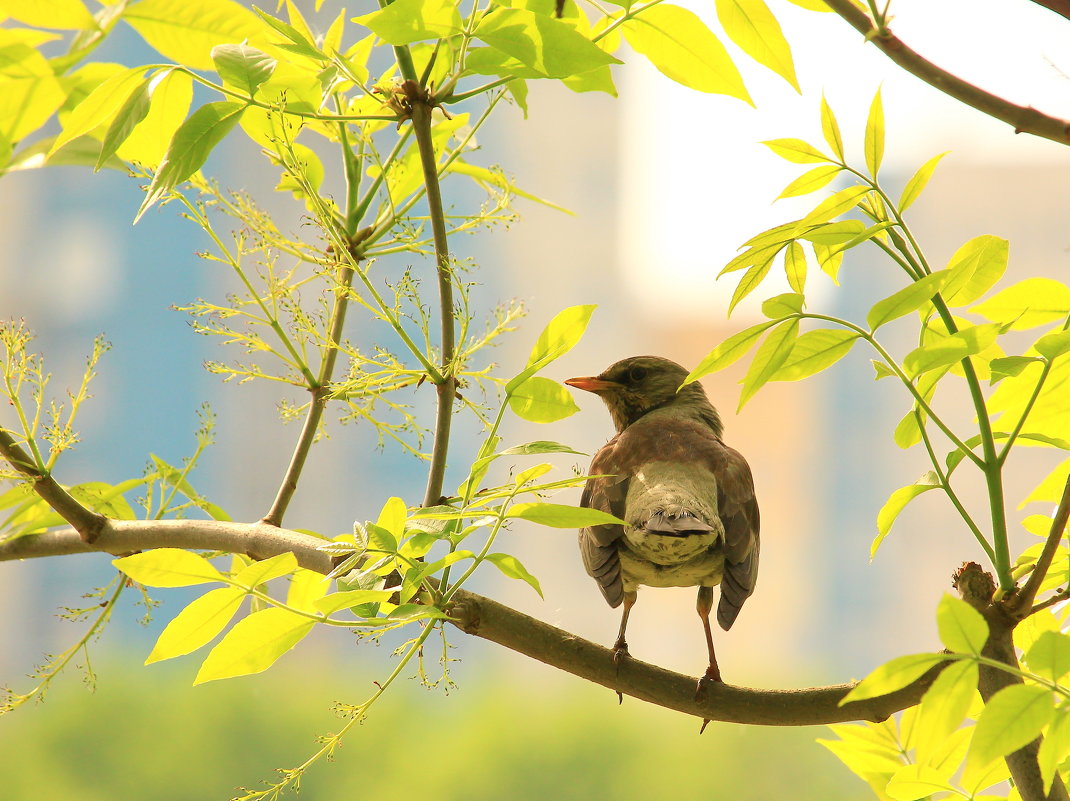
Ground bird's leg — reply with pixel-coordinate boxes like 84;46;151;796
612;591;637;667
612;591;637;704
694;585;722;706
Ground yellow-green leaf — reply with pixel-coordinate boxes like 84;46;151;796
819;94;843;161
866;270;953;331
1038;707;1070;793
125;0;263;70
840;653;947;704
761;137;829;164
232;552;298;588
872;471;940;557
1;0;95;29
912;658;977;764
506;502;626;528
96;77;153;170
972;277;1070;330
775;164;841;200
728;256;775;314
770;329;858;382
510;376;580;423
476;7;621;79
969;684;1054;770
903;323;999;377
864;87;884;177
683;319;779;383
784;240;807;292
801;219;865;246
760;292;803;318
49;66;148;156
507;304;596;392
447;161;572;213
885;764;958;801
117;69;193;168
377;496;407;539
194;607;315;683
211;43;277;97
899;151;948;212
114;548;225;587
622;4;751;103
145;586;245;664
485;552;543;597
943;235;1009;306
1025;630;1070;682
313;589;395;615
738;317;799;409
356;0;463;44
714;0;798;91
936;594;988;654
797;185;870;229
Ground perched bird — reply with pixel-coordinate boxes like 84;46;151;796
565;356;760;688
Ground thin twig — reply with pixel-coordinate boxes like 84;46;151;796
822;0;1070;147
410;95;457;508
0;428;105;541
1010;474;1070;616
261;266;356;527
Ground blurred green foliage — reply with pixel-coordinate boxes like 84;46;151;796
0;653;857;801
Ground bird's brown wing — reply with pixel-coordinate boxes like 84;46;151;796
578;436;629;608
712;442;760;631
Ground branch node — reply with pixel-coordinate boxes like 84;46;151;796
445;597;480;634
952;561;996;610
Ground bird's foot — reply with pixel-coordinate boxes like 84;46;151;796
699;719;711;735
612;641;630;704
693;664;723;702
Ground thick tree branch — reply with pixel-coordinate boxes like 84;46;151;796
823;0;1070;147
1028;0;1070;23
0;518;939;726
0;429;105;541
1009;474;1070;616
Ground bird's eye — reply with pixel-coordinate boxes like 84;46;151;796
628;366;647;383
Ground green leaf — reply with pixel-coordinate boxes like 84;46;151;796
770;329;859;382
775;164;841;200
1036;330;1070;360
477;8;621;80
232;552;298;588
899;151;948;212
514;463;552;486
885;765;958;801
49;66;148;156
760;292;803;318
114;548;225;587
500;441;585;457
253;6;321;58
1038;707;1070;793
864;87;884;177
485;552;543;597
507;304;596;392
797;185;871;230
728;256;775;314
376;496;407;539
622;4;750;103
972;277;1070;329
194;607;315;683
784;240;807;292
125;0;263;71
969;684;1054;770
354;0;462;44
738;318;799;409
761;137;828;164
509;376;580;423
447;161;572;213
936;594;988;654
872;472;940;558
942;235;1009;306
1025;630;1070;682
3;0;96;29
800;220;865;245
866;270;953;331
714;0;798;91
211;43;276;97
903;324;1000;377
818;94;843;161
506;502;626;528
840;653;947;704
145;587;245;664
313;589;396;615
116;68;193;169
912;658;978;763
96;76;152;170
989;355;1042;384
683;319;778;383
135;101;246;222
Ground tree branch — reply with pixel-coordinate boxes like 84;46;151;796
1009;474;1070;616
0;519;939;726
1027;0;1070;23
823;0;1070;147
0;429;105;542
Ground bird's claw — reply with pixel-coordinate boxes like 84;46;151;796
694;665;723;702
612;643;630;671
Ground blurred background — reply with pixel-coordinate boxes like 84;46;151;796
1;1;1069;799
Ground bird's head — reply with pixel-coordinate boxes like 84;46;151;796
565;355;723;435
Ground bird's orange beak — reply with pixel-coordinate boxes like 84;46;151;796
564;376;620;394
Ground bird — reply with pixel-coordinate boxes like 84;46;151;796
564;355;760;691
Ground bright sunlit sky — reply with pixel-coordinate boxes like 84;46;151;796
620;0;1070;318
